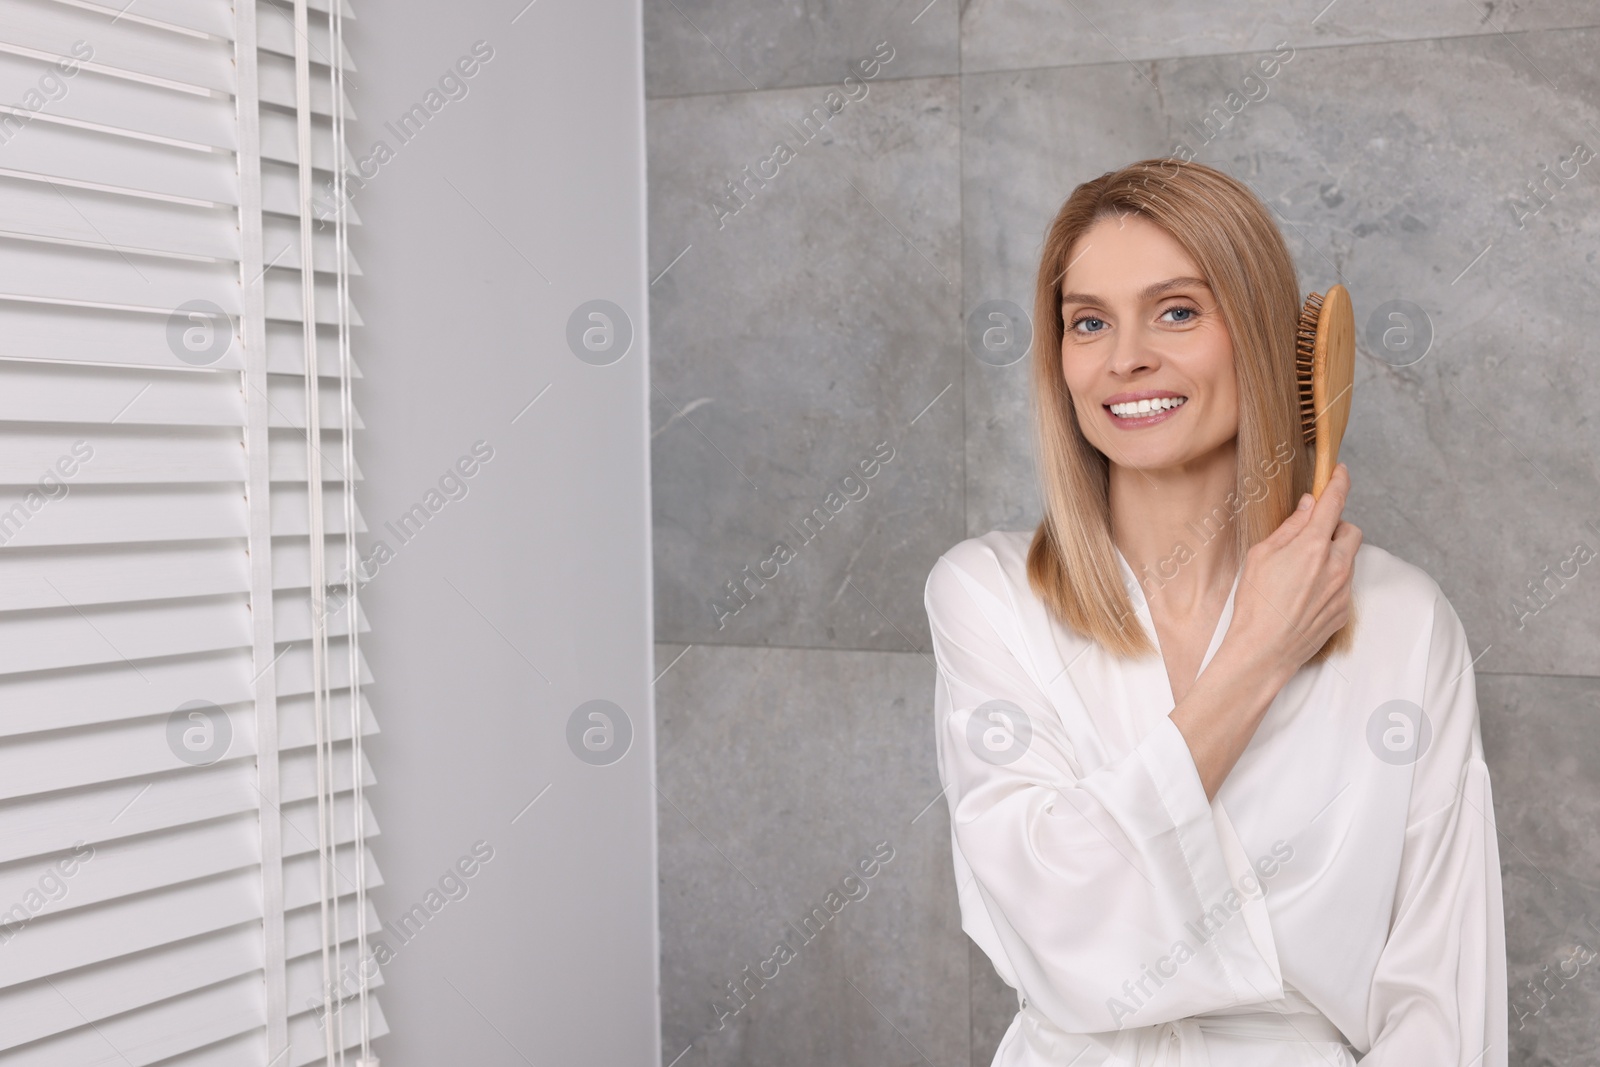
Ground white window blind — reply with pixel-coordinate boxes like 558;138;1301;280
0;0;385;1063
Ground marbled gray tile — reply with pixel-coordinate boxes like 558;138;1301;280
960;0;1600;77
1478;670;1600;1064
655;641;966;1066
649;75;964;652
970;939;1018;1066
960;29;1600;676
648;6;1600;1064
645;0;959;99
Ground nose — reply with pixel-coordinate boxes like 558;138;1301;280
1107;333;1159;378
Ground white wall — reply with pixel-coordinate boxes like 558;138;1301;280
343;0;658;1062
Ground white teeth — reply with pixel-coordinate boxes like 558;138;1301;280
1109;396;1187;418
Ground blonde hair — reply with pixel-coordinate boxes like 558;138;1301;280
1026;157;1354;663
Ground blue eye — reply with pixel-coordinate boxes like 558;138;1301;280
1067;304;1200;335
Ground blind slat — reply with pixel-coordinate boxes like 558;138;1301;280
0;362;243;427
0;922;260;1051
0;537;380;614
0;793;378;931
0;240;241;320
275;637;372;697
49;0;238;39
264;268;366;325
0;50;235;150
268;433;362;484
0;0;383;1051
255;1;356;73
0;848;382;992
0;705;257;800
0;894;373;1055
280;744;375;800
0;759;251;863
0;302;245;369
266;375;364;429
273;589;367;644
0;649;251;736
0;485;248;548
0;707;378;866
0;971;263;1066
1;922;387;1065
0;868;261;990
288;998;388;1067
257;51;351;118
0;426;246;483
0;183;238;262
0;541;249;612
0;815;257;921
151;994;388;1067
278;689;376;749
1;0;234;93
269;489;367;535
265;323;363;376
262;214;364;277
0;119;237;204
281;793;378;860
261;159;362;221
269;535;361;595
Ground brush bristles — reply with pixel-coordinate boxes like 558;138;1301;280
1294;291;1324;446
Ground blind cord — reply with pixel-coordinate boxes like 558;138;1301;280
290;2;338;1065
329;0;376;1061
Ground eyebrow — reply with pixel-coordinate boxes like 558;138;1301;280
1060;276;1211;307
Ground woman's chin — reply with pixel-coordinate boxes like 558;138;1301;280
1094;438;1236;477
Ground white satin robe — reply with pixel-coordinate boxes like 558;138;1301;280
924;529;1507;1066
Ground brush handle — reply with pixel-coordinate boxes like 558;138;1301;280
1310;285;1355;499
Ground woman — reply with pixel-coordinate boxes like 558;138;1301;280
924;159;1506;1066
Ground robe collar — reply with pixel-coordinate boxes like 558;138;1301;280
1110;543;1244;713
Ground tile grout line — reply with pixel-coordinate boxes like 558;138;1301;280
640;20;1600;103
650;638;1599;683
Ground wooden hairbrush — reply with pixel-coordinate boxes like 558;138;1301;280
1294;284;1355;499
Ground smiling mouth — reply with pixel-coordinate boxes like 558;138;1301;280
1105;396;1188;419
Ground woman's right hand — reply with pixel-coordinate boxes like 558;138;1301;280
1227;463;1363;681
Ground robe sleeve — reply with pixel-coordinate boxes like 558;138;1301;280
924;540;1284;1034
1359;587;1508;1066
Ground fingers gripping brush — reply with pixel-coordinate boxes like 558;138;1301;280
1295;284;1355;499
1294;282;1358;656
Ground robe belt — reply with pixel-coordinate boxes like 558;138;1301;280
1152;1011;1350;1065
1016;993;1351;1066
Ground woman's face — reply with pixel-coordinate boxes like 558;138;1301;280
1058;213;1238;474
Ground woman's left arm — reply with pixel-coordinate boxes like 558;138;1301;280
1360;587;1508;1066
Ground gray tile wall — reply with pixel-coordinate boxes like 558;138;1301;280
646;3;1600;1063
